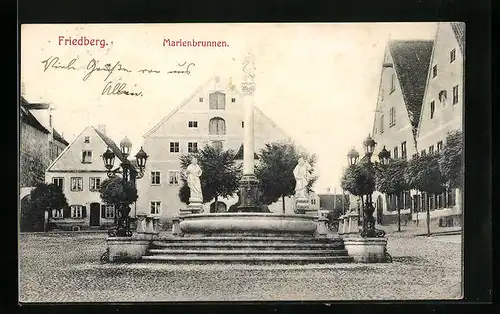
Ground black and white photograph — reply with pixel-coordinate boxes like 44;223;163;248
19;22;464;302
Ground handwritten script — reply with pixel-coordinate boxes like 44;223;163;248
40;56;195;97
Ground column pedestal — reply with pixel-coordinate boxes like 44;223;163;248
237;174;265;212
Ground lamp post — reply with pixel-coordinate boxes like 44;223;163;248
347;135;386;238
102;138;148;237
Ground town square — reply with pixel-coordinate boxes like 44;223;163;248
19;22;463;302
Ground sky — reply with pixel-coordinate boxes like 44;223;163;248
21;23;437;193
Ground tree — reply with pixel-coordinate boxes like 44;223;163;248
24;183;68;231
439;130;463;189
340;158;375;198
179;145;241;212
405;153;446;237
374;158;409;232
100;176;138;220
255;140;317;213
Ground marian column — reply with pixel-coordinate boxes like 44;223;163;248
237;49;264;212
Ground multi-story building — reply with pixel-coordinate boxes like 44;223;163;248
414;22;464;227
370;39;434;224
370;22;464;228
20;96;69;188
44;125;126;231
136;75;313;223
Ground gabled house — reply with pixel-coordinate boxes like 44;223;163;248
44;125;127;231
413;22;465;227
136;75;295;223
20;96;69;187
370;40;434;224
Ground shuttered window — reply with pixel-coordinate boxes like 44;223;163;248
209;117;226;135
209;92;226;109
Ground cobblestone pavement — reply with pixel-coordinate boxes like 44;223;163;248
19;232;462;302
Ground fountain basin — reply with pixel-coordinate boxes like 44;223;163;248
179;213;317;237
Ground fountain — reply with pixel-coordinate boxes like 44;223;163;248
106;50;354;264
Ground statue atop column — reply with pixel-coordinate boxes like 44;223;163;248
241;49;256;94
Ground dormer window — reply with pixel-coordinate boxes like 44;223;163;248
390;73;395;93
432;65;438;78
450;48;456;63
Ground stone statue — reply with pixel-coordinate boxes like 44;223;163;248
293;157;312;199
242;50;256;84
185;157;203;201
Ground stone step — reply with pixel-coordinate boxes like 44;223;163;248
157;236;338;243
151;242;344;250
147;248;349;256
141;255;354;264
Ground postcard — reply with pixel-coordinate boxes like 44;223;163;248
19;23;463;302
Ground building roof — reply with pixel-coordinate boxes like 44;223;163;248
389;40;434;137
20;97;50;134
234;143;259;160
53;128;69;146
450;22;465;54
93;127;129;164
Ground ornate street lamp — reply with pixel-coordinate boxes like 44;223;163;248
348;135;386;238
120;136;133;157
101;138;148;237
347;147;360;166
378;146;391;165
363;134;376;157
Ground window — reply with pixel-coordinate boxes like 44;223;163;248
104;204;115;219
453;85;459;104
212;140;223;150
168;171;180;185
447;188;456;207
393;147;398;159
429;145;435;154
52;177;64;190
170;142;180;153
430;101;435;119
70;177;83;191
311;199;316;205
437;192;444;208
71;205;83;218
421;150;427;157
413;194;421;212
404;191;411;209
81;150;92;163
389;107;396;127
188;121;198;128
401;141;407;159
188;142;198;153
209;92;226;110
390;73;395;93
437;141;444;152
439;90;447;104
380;115;385;133
89;177;101;191
151;171;161;185
450;48;456;63
199;97;204;102
231;97;236;103
84;136;90;143
241;121;244;128
432;65;438;78
52;209;63;218
150;201;161;215
209;117;226;135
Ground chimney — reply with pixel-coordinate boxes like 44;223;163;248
97;124;106;135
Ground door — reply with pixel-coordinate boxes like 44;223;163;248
89;202;100;226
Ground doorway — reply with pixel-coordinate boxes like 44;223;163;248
89;202;100;227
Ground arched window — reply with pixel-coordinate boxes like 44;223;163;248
209;92;226;110
209;117;226;135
